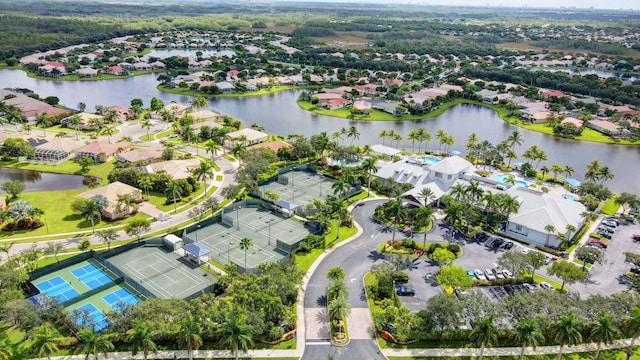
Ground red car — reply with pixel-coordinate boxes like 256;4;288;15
633;234;640;241
590;239;608;248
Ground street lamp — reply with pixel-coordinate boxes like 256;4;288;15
227;242;234;264
266;219;273;246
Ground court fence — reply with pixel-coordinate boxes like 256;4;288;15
92;251;156;300
63;278;125;307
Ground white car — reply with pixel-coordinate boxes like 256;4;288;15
485;269;496;281
540;282;555;291
521;248;530;254
493;269;505;279
502;269;513;278
474;269;486;281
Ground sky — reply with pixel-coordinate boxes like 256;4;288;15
278;0;638;10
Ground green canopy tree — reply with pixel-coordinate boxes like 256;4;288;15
30;323;63;360
589;312;619;360
177;314;202;360
219;309;254;360
514;318;544;360
78;327;114;360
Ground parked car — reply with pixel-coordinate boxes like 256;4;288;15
596;232;612;240
503;241;514;250
475;232;490;242
539;282;555;291
492;239;504;248
454;288;469;298
466;270;477;281
605;216;621;225
630;267;640;275
474;269;486;280
633;234;640;241
485;269;496;281
602;220;618;228
493;269;505;279
396;287;416;296
521;248;530;254
502;269;513;278
523;283;538;292
597;226;615;234
589;239;608;248
626;216;637;224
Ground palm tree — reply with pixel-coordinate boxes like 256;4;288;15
385;199;406;242
435;129;446;154
544;224;556;247
407;129;419;153
551;312;583;360
565;224;577;242
204;139;221;159
192;160;214;194
102;126;116;142
418;187;435;207
443;201;464;229
589;312;619;360
165;181;183;213
469;316;500;360
30;323;63;360
69;114;81;140
328;296;351;332
81;199;104;233
219;310;254;360
190;96;209;110
240;237;253;272
127;322;159;360
564;165;575;179
137;176;153;201
327;266;346;282
141;118;152;139
78;327;114;360
177;315;202;360
623;307;640;360
327;277;349;300
551;164;564;182
331;177;352;198
507;130;524;151
347;126;360;144
466;132;479;157
415;205;436;255
417;128;431;153
597;166;615;185
585;159;601;183
514;319;544;360
36;113;51;136
361;157;379;196
96;229;118;251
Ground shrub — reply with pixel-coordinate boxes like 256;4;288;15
402;238;416;249
535;245;565;257
393;271;409;283
428;243;442;254
447;244;461;254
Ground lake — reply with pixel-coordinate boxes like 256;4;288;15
0;168;88;192
1;68;638;194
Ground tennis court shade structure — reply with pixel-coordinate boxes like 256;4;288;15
183;243;211;265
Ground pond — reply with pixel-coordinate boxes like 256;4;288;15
1;68;639;194
0;168;89;192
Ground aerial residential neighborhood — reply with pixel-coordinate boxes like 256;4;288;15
0;1;639;359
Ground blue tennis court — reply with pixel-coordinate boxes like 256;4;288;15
76;303;109;331
34;276;80;303
102;288;139;308
72;263;115;290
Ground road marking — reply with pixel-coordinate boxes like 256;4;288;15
350;278;356;283
306;341;331;346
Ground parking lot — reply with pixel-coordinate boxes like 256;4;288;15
573;217;640;296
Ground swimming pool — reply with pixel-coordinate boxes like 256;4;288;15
330;158;363;167
563;194;578;201
423;156;441;165
493;174;529;188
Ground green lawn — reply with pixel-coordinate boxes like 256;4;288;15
295;222;357;273
386;347;639;359
601;197;621;216
25;69;161;81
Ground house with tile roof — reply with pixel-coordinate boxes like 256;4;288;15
79;181;142;220
75;140;132;163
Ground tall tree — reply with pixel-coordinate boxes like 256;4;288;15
623;307;640;360
589;312;619;360
165;181;183;214
326;266;346;282
30;323;63;360
514;319;544;360
126;322;159;360
78;327;114;360
551;312;583;360
35;113;51;136
191;160;214;195
219;310;254;360
96;229;118;250
176;315;202;360
415;205;436;255
469;316;500;360
81;199;104;233
240;237;253;272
